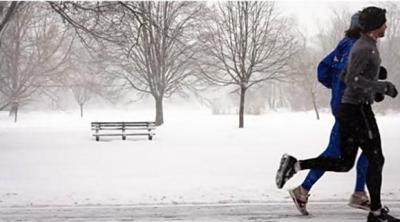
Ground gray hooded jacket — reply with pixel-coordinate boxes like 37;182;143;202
341;33;387;104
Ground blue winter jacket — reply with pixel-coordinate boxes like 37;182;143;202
317;37;358;117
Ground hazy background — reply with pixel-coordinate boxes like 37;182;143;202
277;1;370;38
1;1;399;128
1;0;400;215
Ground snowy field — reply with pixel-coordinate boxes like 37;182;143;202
0;108;400;221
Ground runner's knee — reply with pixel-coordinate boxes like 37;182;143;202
339;161;355;172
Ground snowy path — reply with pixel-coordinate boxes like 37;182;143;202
1;202;400;222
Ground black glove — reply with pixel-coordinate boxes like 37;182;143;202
379;66;387;80
375;93;385;102
384;81;398;98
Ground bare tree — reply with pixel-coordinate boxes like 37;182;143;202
65;39;108;117
70;79;94;118
0;2;23;38
290;43;321;119
293;8;355;117
104;1;204;126
0;2;24;109
0;4;72;122
198;2;298;128
48;2;134;46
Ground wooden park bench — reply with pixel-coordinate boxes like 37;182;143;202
91;121;156;141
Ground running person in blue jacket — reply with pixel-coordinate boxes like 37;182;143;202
288;12;370;215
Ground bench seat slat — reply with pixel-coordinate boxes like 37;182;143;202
92;126;155;128
91;124;153;125
93;133;155;136
91;127;156;130
92;122;155;125
92;121;155;123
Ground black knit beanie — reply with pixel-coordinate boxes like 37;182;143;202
359;6;387;32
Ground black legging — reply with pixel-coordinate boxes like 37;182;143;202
299;103;384;211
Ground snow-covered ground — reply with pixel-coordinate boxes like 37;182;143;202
0;108;399;209
3;202;400;222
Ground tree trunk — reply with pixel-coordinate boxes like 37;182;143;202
14;106;18;122
9;102;18;122
80;103;84;118
239;86;246;128
155;96;164;126
311;90;320;120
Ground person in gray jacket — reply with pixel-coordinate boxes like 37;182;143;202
276;6;399;222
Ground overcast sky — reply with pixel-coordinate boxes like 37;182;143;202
275;1;378;38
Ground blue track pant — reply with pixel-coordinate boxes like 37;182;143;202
301;120;368;192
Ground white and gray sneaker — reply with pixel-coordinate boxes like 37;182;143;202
289;185;310;216
349;192;370;211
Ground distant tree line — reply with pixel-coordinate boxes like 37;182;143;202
0;1;399;127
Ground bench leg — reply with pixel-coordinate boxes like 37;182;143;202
95;129;100;141
148;135;152;140
122;135;126;140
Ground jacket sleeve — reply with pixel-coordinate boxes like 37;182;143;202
345;48;387;94
317;50;335;89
